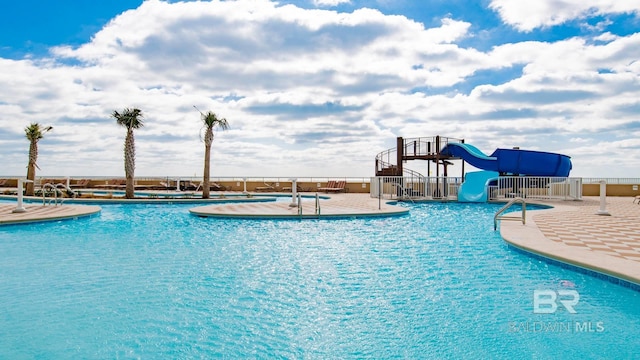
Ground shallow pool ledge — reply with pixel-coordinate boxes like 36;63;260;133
0;204;101;226
189;194;409;219
500;210;640;287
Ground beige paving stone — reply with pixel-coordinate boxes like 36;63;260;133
501;196;640;285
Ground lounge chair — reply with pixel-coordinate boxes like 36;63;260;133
192;181;227;191
318;180;346;193
180;181;198;191
70;179;91;188
255;182;275;192
142;181;172;190
317;180;336;192
0;179;9;187
282;184;305;192
210;182;227;191
95;179;127;189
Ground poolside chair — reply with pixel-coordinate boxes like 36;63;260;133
318;180;346;193
70;179;91;188
95;179;126;189
255;182;275;192
317;180;336;192
210;182;227;191
0;179;8;187
635;195;640;204
328;180;346;193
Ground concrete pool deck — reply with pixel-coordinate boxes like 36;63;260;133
501;196;640;286
0;203;101;225
190;193;410;219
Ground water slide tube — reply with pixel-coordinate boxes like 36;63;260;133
458;171;499;202
441;143;572;202
440;143;572;177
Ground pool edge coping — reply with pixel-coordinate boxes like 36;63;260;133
0;205;102;226
500;204;640;289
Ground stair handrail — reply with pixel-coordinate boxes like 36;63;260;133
392;183;415;203
494;197;526;231
297;193;303;218
41;183;60;206
376;158;425;178
315;193;321;216
376;136;467;178
55;183;76;199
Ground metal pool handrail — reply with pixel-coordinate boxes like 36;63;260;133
494;197;526;231
41;183;60;206
315;193;320;216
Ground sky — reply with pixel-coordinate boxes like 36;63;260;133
1;0;640;179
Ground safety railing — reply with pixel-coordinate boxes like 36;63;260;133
371;176;462;200
488;177;582;201
391;183;415;203
401;136;464;158
41;183;61;206
375;158;425;178
494;197;526;231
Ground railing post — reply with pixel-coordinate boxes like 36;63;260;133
289;178;298;207
596;180;611;216
378;177;382;210
12;179;33;213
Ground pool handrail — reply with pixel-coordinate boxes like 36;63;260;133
494;197;526;231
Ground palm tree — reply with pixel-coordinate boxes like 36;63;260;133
199;110;229;199
24;123;53;196
112;108;144;199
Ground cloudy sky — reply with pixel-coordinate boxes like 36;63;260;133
1;0;639;179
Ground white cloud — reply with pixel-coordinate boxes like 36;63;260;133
313;0;351;6
489;0;640;31
1;0;640;179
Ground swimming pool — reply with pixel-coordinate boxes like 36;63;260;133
0;202;638;358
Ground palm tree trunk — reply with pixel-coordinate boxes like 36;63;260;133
25;141;37;196
203;130;213;199
124;129;136;199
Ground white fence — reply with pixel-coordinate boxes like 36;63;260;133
370;176;462;200
488;177;582;201
371;176;582;201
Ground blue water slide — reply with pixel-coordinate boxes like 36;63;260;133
440;143;572;177
458;171;499;202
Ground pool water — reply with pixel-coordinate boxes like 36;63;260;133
0;202;638;358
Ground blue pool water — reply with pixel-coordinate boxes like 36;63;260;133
0;202;638;358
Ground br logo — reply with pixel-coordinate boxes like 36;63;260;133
533;289;579;314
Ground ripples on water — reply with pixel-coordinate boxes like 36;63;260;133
0;202;638;358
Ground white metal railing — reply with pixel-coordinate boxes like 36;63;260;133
371;176;462;200
2;176;637;186
488;177;582;201
41;183;61;206
31;176;373;183
582;178;640;184
372;176;581;202
392;183;415;203
494;197;526;230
